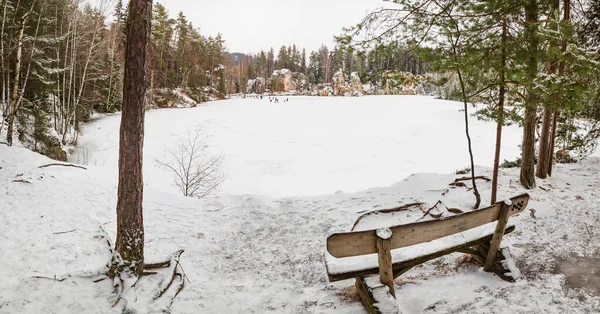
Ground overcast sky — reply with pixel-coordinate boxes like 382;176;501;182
152;0;385;54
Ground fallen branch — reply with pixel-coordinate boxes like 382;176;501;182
13;179;32;184
39;163;87;170
93;277;108;283
454;175;491;182
53;229;77;235
0;141;8;146
153;250;185;300
32;275;67;282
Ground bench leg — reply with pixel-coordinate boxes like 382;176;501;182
470;242;521;282
355;276;401;314
393;266;413;279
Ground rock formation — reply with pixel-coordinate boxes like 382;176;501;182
245;68;429;97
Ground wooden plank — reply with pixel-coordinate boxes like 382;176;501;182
392;266;413;279
355;277;380;314
485;200;511;271
355;276;400;314
471;246;518;282
327;226;515;281
376;228;395;297
327;194;529;258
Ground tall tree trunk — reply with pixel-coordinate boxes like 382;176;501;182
537;107;552;178
111;0;153;278
520;0;538;189
536;0;560;179
0;0;8;128
491;20;508;205
7;11;30;146
548;0;570;177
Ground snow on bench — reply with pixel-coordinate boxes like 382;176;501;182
325;220;516;279
324;193;529;314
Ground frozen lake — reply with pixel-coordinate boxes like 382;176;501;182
71;95;524;197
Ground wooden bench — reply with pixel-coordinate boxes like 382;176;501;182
324;193;529;314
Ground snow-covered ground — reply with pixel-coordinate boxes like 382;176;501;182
2;95;600;313
71;96;524;197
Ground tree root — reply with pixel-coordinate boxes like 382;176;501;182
418;200;443;221
152;250;185;301
110;250;188;312
351;202;424;231
39;163;87;170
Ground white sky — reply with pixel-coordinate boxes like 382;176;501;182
153;0;386;54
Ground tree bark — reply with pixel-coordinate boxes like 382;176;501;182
520;0;538;189
548;0;570;177
7;10;31;146
536;0;560;179
0;0;8;128
113;0;152;278
491;20;507;204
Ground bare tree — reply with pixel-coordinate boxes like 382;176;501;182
157;127;224;199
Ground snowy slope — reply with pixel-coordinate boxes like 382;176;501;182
3;95;600;313
2;144;600;313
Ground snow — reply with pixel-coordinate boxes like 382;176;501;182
2;95;600;313
325;221;515;277
363;276;399;314
70;96;524;197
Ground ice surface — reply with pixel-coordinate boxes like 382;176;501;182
70;95;524;197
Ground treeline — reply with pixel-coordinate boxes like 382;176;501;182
0;0;229;152
229;41;430;92
342;0;600;198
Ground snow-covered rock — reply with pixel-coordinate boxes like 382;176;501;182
270;68;308;93
332;69;346;96
350;72;364;94
246;77;266;94
381;71;427;95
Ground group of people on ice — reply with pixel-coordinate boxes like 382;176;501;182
242;94;290;103
268;97;289;103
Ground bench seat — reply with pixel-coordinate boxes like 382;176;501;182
325;221;515;281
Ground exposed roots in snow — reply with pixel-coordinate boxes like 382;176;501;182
418;200;449;221
351;202;424;230
110;250;188;313
38;163;87;170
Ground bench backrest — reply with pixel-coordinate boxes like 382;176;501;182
327;193;529;258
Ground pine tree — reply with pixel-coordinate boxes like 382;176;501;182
110;0;152;279
520;0;539;189
277;45;288;70
301;48;307;74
